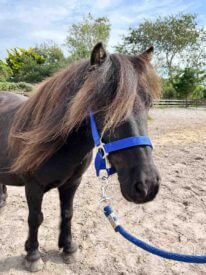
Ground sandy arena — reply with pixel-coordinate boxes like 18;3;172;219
0;108;206;275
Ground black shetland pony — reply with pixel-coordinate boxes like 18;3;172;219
0;43;160;271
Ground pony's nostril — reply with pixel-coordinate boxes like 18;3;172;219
154;183;159;196
134;182;147;198
156;174;161;183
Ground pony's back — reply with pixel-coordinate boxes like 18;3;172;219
0;91;27;184
0;91;26;113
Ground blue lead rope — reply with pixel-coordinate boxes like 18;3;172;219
104;206;206;264
90;112;206;264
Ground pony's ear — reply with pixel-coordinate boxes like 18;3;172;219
90;42;107;65
139;46;154;61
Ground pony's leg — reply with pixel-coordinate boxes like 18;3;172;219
58;178;81;262
24;182;44;272
0;184;7;208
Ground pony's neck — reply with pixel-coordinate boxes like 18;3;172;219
65;122;94;161
35;122;94;183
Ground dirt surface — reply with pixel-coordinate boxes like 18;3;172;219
0;108;206;275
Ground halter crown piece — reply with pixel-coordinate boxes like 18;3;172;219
89;112;153;177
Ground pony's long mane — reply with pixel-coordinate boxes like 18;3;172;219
9;54;160;173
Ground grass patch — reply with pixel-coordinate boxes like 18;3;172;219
0;81;33;93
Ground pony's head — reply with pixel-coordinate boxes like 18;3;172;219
9;42;161;204
87;43;160;203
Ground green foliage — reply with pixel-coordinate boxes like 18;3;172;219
6;48;44;76
162;68;206;99
34;41;66;67
65;13;111;61
191;85;206;99
0;60;12;82
116;14;199;53
162;79;176;99
5;42;66;83
173;68;206;99
116;14;206;84
15;82;33;92
203;89;206;99
13;58;58;83
0;82;18;91
0;81;33;92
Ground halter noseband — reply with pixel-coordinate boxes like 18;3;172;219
90;112;153;177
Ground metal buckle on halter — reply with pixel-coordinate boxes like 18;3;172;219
96;142;112;208
98;170;111;209
96;142;108;159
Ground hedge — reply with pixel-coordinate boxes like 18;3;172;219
0;82;33;93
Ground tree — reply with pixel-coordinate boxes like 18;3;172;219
173;68;206;99
0;60;12;82
116;14;206;87
191;85;206;99
161;78;176;99
65;13;111;61
34;41;66;67
5;43;66;83
12;57;58;83
6;48;45;76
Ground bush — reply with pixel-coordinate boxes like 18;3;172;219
5;44;66;83
0;61;12;82
190;85;206;99
13;59;61;83
0;82;17;91
162;79;176;98
0;81;33;92
16;82;33;92
173;68;206;99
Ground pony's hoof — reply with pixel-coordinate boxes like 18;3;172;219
0;193;7;209
24;257;44;272
62;251;77;264
64;241;78;254
62;241;78;264
0;200;6;209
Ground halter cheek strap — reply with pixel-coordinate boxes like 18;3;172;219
90;112;153;177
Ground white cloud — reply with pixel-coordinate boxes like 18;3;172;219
106;0;199;51
0;0;204;59
31;30;66;42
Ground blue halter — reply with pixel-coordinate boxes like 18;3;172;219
90;112;153;177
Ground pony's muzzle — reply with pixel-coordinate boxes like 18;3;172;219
131;170;160;203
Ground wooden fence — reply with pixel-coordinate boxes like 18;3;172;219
13;91;206;108
153;99;206;108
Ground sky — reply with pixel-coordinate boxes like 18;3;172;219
0;0;206;60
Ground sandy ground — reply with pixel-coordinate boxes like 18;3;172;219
0;108;206;275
